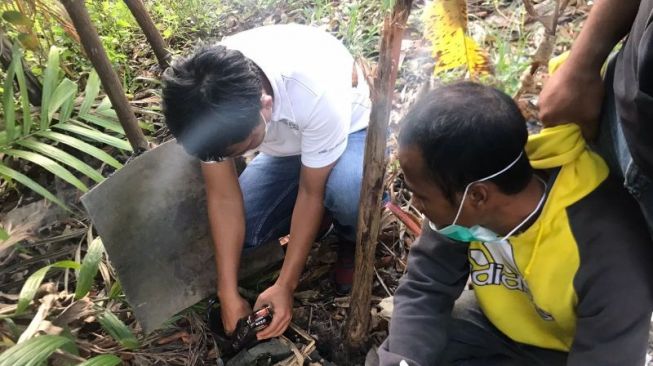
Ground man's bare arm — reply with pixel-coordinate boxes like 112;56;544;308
255;162;335;339
539;0;640;138
202;160;251;332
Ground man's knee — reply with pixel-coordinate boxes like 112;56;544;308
325;162;362;218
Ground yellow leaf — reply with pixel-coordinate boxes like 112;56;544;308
425;0;492;77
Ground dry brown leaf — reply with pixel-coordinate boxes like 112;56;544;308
18;294;58;343
425;0;492;77
156;331;191;345
53;297;96;328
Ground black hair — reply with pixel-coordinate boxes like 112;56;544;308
399;82;532;203
162;44;263;161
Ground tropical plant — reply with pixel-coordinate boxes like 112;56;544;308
1;0;79;61
97;310;139;350
1;45;130;209
0;335;123;366
1;235;136;363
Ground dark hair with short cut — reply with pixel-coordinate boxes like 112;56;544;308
399;82;532;203
162;44;262;161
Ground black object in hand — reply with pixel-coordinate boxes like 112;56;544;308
206;299;273;356
231;305;273;350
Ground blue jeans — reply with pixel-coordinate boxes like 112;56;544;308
239;129;366;249
595;59;653;235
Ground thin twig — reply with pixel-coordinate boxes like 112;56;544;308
280;335;305;366
307;306;313;334
378;240;407;269
374;267;392;297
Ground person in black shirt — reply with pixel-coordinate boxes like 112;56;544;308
539;0;653;233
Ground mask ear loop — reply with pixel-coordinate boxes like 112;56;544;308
499;176;547;242
451;151;525;226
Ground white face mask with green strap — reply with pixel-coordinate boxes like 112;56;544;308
429;151;547;243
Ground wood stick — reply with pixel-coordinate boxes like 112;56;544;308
345;0;413;348
59;0;149;153
123;0;171;69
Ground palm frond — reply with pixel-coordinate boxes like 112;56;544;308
0;335;74;366
4;149;89;192
36;131;123;169
3;51;18;142
17;138;104;183
1;45;135;208
54;123;132;151
0;164;67;209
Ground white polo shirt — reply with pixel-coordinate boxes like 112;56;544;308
221;24;370;168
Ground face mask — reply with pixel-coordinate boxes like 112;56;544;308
242;112;270;158
428;151;547;243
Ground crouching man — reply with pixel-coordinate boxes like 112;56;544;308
378;82;653;366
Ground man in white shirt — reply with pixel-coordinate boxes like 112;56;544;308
162;24;370;340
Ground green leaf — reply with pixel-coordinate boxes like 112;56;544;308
0;227;8;241
3;54;17;142
36;131;123;169
16;260;80;314
11;47;32;135
48;78;77;123
108;281;122;300
2;11;31;26
76;354;122;366
96;108;119;121
41;47;62;130
80;71;101;116
0;335;74;366
1;318;19;339
75;237;104;299
54;124;132;151
59;90;76;123
97;311;139;350
77;114;125;135
16;33;38;51
0;164;68;210
17;138;104;183
4;149;89;192
96;96;114;115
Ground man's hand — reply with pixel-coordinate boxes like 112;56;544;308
253;283;294;340
539;60;604;141
220;293;252;335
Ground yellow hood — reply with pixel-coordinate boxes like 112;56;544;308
525;123;609;213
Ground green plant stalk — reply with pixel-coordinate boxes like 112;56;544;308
3;52;17;142
11;47;33;135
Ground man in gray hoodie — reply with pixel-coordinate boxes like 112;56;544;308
377;82;653;366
